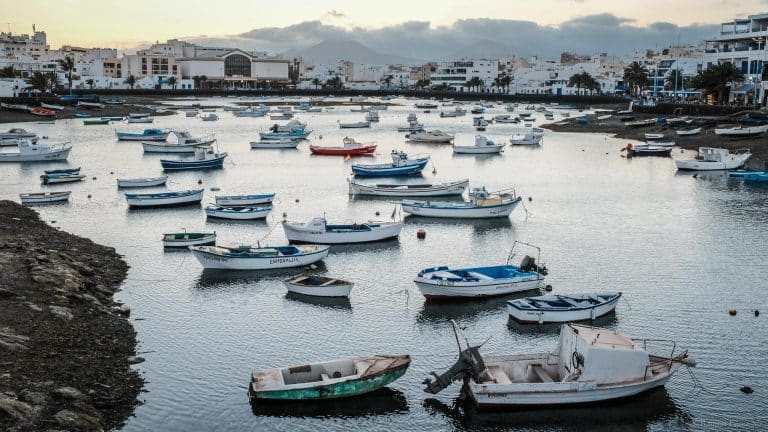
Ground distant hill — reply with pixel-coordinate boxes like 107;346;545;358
284;39;424;65
448;39;520;60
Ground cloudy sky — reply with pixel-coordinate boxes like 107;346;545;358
5;0;768;58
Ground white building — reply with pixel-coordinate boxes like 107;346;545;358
430;59;499;91
179;49;289;89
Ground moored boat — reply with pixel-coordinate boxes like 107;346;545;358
116;128;170;141
407;130;454;143
348;178;468;197
351;150;430;177
116;176;168;188
423;321;695;407
249;354;411;400
453;135;504;154
414;241;546;299
510;133;542;146
714;124;768;137
401;186;521;219
19;191;71;205
30;107;55;117
162;231;216;247
204;205;272;220
84;119;110;125
142;131;216;153
44;167;80;175
161;146;227;170
0;139;71;162
124;189;204;207
215;193;275;206
40;173;85;184
282;217;403;244
282;275;354;298
189;244;330;270
674;147;751;170
675;127;701;136
507;292;622;324
0;128;38;145
310;137;377;156
249;138;300;149
339;120;371;129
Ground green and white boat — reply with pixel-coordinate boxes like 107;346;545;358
162;232;216;248
249;355;410;401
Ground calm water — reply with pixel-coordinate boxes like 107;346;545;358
2;97;767;431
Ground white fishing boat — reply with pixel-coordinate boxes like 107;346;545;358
215;193;275;206
127;116;154;123
348;178;468;197
396;121;424;132
250;138;300;149
201;113;218;121
189;244;330;270
493;115;518;124
282;275;353;298
596;114;612;120
40;173;85;184
407;130;454;143
248;354;411;400
40;102;65;111
510;133;542;146
402;187;521;219
205;205;272;220
142;131;216;153
282;217;403;244
714;124;768;137
270;112;294;120
414;241;546;299
674;147;751;171
124;189;204;207
339;120;371;129
507;293;622;324
272;119;308;133
453;135;504;154
531;127;545;137
644;133;664;140
184;109;199;117
162;231;216;247
0;128;38;145
116;176;169;188
675;127;702;136
425;321;695;407
19;191;71;205
364;111;380;122
0;139;71;162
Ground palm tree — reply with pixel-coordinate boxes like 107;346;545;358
492;77;502;93
383;74;394;89
200;75;208;89
86;78;94;89
470;77;484;92
664;69;689;92
57;55;75;94
311;78;321;89
0;66;16;78
568;72;587;94
167;76;177;90
500;73;512;93
419;78;431;89
325;76;343;90
124;74;137;90
691;63;744;104
24;71;56;98
623;61;649;96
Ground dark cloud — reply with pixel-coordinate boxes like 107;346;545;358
181;14;720;61
324;9;346;19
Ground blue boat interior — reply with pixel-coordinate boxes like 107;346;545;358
420;264;536;281
326;223;375;232
275;246;301;255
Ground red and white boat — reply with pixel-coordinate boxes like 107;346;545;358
29;107;56;117
310;137;377;156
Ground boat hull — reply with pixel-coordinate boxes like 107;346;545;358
348;179;468;197
161;154;226;170
189;246;329;270
117;176;168;188
117;132;169;141
415;276;544;299
0;147;71;162
283;281;354;297
162;234;216;247
20;192;71;204
250;141;300;149
283;222;402;244
507;295;621;324
205;207;271;220
215;195;275;206
674;154;750;170
402;198;520;218
142;142;197;153
310;145;377;156
453;145;504;154
352;159;428;177
125;190;203;207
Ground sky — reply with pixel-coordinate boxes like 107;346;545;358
3;0;768;57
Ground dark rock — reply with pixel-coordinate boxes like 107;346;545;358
53;386;87;401
19;389;47;405
0;328;30;351
53;409;103;431
0;288;15;298
0;396;40;423
48;305;74;321
127;356;145;365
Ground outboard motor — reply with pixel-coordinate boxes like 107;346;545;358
423;321;490;394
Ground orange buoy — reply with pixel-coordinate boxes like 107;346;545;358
416;228;426;239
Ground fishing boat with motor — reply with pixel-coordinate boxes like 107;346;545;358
248;354;410;400
365;111;380;122
453;135;504;154
351;150;430;177
162;231;216;248
423;321;695;407
258;129;312;141
414;241;546;299
339;120;371;129
204;205;272;220
233;106;268;117
19;191;71;205
76;101;104;110
116;176;168;188
116;128;170;141
493;114;518;124
348;178;468;197
407;130;454;143
215;193;275;206
674;147;751;170
282;217;403;244
160;145;227;170
282;275;354;298
507;292;622;324
250;138;300;149
440;106;467;117
142;131;216;153
189;244;330;270
402;186;521;219
310;137;377;156
714;124;768;137
0;128;38;145
415;102;438;109
396;121;424;133
0;139;71;162
510;133;542;146
271;120;307;133
124;189;204;208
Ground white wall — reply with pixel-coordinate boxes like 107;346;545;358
180;60;224;78
252;61;288;80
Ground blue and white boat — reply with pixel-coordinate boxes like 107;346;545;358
125;189;204;207
115;128;170;141
44;167;80;175
401;187;521;219
413;242;547;300
204;205;272;220
142;130;216;153
258;129;312;141
351;150;429;177
214;193;275;206
729;169;765;178
189;244;330;270
507;292;622;324
282;217;403;244
74;113;91;118
160;146;227;170
743;172;768;182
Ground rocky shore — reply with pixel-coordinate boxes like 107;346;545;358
0;95;173;124
543;112;768;169
0;201;142;431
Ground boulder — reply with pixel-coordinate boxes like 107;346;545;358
53;409;103;431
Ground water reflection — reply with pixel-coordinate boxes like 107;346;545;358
250;388;408;418
506;312;619;335
423;387;688;431
285;292;352;310
194;263;329;289
417;292;535;325
326;238;401;255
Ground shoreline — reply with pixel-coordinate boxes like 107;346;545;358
0;201;142;431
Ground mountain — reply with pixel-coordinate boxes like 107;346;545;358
283;39;424;65
448;39;522;60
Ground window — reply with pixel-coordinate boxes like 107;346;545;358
225;54;251;77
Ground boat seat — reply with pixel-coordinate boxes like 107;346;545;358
320;373;331;381
320;279;336;286
531;364;554;383
487;365;512;384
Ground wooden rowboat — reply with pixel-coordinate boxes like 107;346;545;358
249;355;410;401
283;275;353;297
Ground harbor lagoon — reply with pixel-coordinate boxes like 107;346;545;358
2;97;767;431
